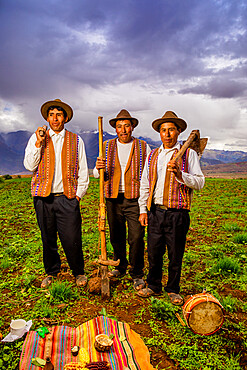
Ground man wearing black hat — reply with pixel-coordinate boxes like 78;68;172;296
24;99;89;288
93;109;150;291
137;111;205;304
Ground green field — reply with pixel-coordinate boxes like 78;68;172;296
0;177;247;369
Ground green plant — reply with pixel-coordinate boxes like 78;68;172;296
0;258;11;270
232;232;247;244
222;222;242;232
209;244;224;259
150;297;179;320
49;281;77;302
183;250;197;265
22;274;36;288
106;241;114;254
211;256;241;276
99;307;117;321
34;300;56;319
134;307;145;324
0;341;24;370
221;295;240;313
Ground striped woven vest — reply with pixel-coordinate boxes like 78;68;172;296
147;147;191;210
31;130;79;199
104;138;147;199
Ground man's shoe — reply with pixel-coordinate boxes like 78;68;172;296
133;278;145;291
108;269;125;278
167;292;184;306
137;287;162;298
41;276;53;288
76;275;88;287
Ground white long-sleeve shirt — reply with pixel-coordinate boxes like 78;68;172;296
93;138;151;192
24;128;89;199
138;142;205;214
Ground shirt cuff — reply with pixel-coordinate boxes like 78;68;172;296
175;172;185;184
93;167;100;178
76;186;88;199
139;205;147;214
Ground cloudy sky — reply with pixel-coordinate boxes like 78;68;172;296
0;0;247;150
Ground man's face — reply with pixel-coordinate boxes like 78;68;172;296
159;122;180;149
46;108;68;133
115;120;134;144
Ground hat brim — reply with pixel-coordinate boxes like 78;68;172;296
152;117;187;132
109;117;138;128
41;100;73;122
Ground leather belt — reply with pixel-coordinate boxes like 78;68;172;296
155;204;168;210
52;192;64;197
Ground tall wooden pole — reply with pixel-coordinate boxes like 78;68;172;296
98;116;110;298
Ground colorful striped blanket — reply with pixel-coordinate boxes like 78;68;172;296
19;316;155;370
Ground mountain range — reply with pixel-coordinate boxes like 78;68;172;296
0;130;247;176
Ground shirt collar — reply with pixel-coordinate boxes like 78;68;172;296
159;141;180;154
117;137;134;145
49;128;66;138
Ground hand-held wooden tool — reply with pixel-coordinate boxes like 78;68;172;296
168;129;208;169
97;117;121;298
98;117;110;299
39;125;48;137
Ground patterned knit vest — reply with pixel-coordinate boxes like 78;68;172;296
104;138;147;199
31;130;79;198
147;147;191;210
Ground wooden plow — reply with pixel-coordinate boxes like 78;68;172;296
97;117;119;299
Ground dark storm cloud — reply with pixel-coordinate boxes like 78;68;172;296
0;0;246;100
179;78;247;98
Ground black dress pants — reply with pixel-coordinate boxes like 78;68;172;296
34;194;84;277
147;206;190;294
106;194;145;278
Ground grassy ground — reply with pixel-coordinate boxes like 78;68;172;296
0;177;247;369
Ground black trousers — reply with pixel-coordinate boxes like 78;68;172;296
106;194;145;278
147;206;190;294
34;195;84;277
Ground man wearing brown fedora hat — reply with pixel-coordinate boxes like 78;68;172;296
24;99;89;288
137;111;205;304
93;109;151;291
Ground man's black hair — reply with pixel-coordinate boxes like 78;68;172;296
47;105;67;118
158;121;180;132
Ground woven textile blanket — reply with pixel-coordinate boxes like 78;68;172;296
19;316;155;370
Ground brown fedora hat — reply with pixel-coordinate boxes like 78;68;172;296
109;109;139;128
41;99;73;122
152;111;187;133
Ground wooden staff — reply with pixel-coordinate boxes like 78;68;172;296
98;116;110;299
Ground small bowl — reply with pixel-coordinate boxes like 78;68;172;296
10;319;27;336
71;346;79;356
94;334;113;352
